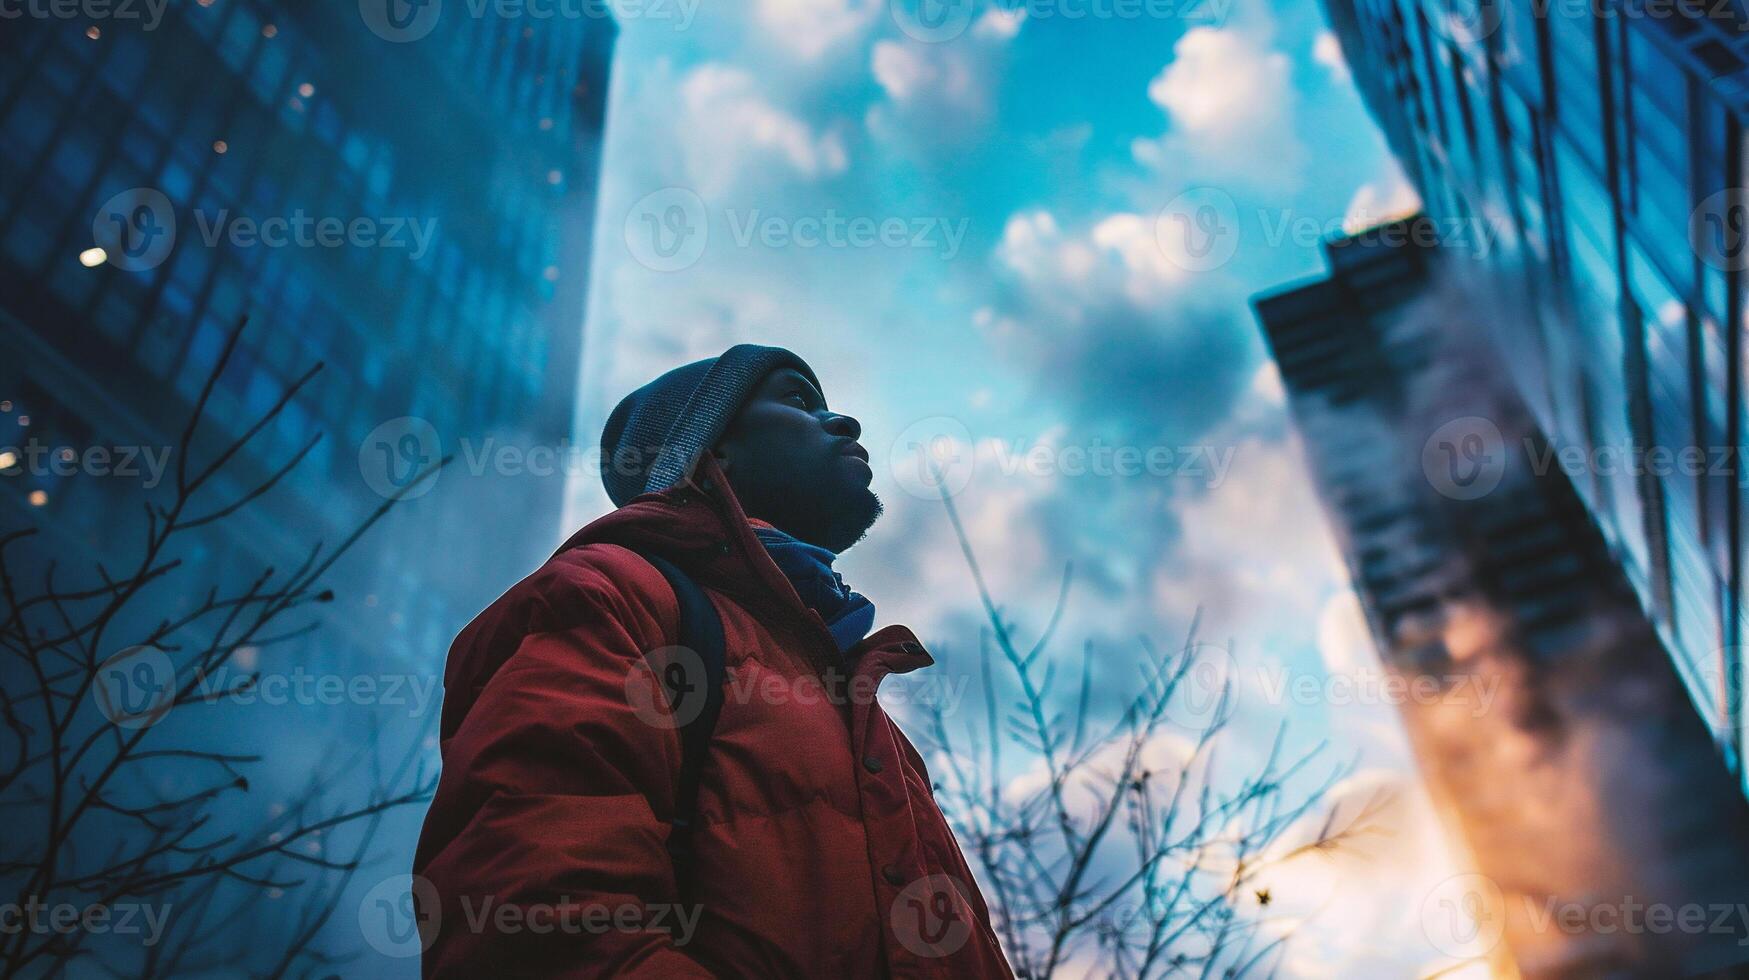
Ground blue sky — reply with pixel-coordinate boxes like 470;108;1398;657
564;2;1485;974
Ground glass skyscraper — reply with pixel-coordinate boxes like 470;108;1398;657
1322;0;1749;782
0;5;614;970
0;2;615;669
1256;219;1749;977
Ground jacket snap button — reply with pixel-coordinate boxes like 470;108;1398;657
882;865;906;886
863;755;883;774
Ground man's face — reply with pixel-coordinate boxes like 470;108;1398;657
710;367;882;553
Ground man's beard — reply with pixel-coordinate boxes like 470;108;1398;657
755;483;881;560
816;486;883;553
768;484;883;554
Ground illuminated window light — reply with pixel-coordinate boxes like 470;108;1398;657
297;82;315;98
85;26;100;39
28;490;47;507
539;118;554;131
16;416;28;427
261;23;277;37
547;170;563;185
0;401;10;412
544;266;560;282
79;247;107;268
213;140;228;154
0;451;16;470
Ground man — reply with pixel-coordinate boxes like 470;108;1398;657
413;345;1014;978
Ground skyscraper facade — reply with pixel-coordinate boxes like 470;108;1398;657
0;1;615;667
1321;0;1749;785
1256;218;1749;978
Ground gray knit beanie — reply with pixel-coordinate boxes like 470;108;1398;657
599;344;820;507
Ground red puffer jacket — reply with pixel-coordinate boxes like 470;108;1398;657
412;453;1014;978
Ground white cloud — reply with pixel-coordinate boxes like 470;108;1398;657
678;64;849;193
756;0;878;60
1247;770;1484;979
871;40;932;102
865;35;993;146
1150;433;1348;638
1250;360;1285;407
995;208;1192;315
972;6;1026;40
1132;28;1304;188
1147;29;1285;133
1312;30;1349;80
1317;589;1374;676
1342;172;1423;234
1090;212;1189;305
1001;729;1199;826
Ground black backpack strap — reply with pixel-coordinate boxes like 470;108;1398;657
637;552;726;897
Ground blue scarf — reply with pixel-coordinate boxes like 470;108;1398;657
752;525;876;656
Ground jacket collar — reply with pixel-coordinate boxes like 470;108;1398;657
556;454;931;677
